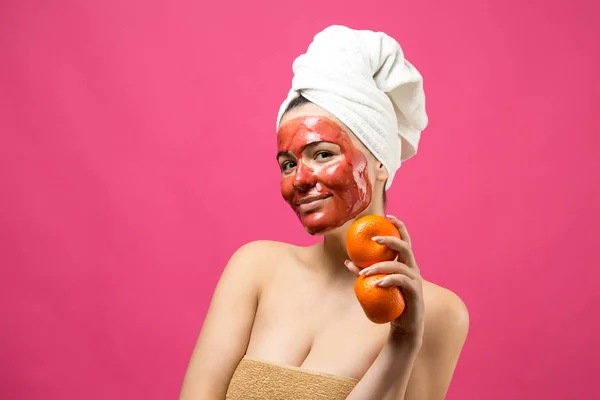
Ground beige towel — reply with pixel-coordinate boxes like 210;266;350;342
226;356;358;400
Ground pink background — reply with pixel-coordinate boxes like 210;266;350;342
1;0;599;399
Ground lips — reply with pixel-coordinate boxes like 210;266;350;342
296;194;332;206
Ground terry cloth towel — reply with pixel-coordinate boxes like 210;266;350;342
276;25;428;190
226;356;358;400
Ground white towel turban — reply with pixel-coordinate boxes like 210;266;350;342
276;25;428;190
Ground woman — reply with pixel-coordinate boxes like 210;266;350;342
179;25;469;400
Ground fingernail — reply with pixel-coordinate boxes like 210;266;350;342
372;236;384;243
359;268;369;275
344;260;349;267
376;278;388;287
386;215;396;220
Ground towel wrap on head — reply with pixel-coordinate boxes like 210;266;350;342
276;25;428;190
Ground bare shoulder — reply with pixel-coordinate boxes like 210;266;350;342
226;240;300;277
402;281;469;399
422;280;470;349
179;240;300;399
231;239;299;260
231;239;294;258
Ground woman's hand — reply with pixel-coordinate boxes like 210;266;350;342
346;215;425;343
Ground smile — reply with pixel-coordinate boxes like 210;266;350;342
297;194;332;206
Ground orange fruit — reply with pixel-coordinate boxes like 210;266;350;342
346;215;400;268
354;274;406;324
346;215;406;324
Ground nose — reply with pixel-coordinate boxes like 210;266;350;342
292;161;316;191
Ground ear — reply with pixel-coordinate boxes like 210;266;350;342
376;162;389;183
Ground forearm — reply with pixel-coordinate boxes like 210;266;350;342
346;330;421;400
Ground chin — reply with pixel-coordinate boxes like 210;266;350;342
302;221;350;237
297;206;371;236
303;225;326;236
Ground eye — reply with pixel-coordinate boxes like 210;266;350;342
315;151;333;161
281;160;297;172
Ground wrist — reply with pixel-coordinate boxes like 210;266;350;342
388;327;423;352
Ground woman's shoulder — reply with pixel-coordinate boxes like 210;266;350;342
423;280;469;321
231;240;302;258
215;240;302;295
422;280;470;343
226;240;303;274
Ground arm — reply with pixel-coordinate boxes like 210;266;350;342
404;291;469;400
346;289;469;400
346;330;422;400
345;216;469;400
178;241;266;400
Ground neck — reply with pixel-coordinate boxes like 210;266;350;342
314;204;386;281
312;227;354;284
322;227;350;266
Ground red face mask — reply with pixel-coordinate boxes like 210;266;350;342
277;116;372;234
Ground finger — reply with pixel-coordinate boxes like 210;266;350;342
344;260;362;276
376;274;421;297
386;215;411;247
359;261;419;280
371;236;417;268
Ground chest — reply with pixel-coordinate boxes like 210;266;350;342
245;268;389;380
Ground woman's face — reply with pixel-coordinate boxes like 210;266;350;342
277;104;376;234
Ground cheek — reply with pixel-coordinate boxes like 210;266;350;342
364;156;378;181
281;176;294;200
347;150;371;185
318;161;356;187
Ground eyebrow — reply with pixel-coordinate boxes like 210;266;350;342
276;141;331;160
